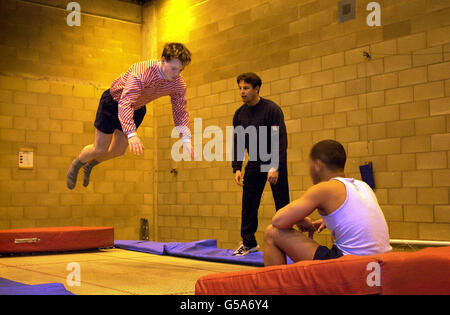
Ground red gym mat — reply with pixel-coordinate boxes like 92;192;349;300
195;246;450;295
0;227;114;254
195;255;381;295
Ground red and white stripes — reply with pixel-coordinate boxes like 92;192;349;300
110;60;191;141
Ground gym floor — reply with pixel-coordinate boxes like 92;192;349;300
0;248;256;295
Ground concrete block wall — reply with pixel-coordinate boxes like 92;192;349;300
151;0;450;249
0;0;153;240
0;0;449;248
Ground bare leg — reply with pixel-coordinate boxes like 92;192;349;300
264;224;320;267
94;130;129;162
78;129;114;163
82;130;129;187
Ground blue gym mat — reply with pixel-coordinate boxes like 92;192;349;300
114;239;293;267
0;278;75;295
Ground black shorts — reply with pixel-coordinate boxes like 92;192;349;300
313;245;344;260
94;89;146;134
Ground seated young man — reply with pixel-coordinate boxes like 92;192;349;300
264;140;391;266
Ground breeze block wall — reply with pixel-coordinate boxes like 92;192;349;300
0;0;155;240
149;0;450;249
0;0;448;247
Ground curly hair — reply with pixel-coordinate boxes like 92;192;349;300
161;43;192;66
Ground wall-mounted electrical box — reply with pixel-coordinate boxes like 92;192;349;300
338;0;356;23
19;148;34;170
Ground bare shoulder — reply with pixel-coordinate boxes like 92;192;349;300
306;180;347;213
308;180;344;194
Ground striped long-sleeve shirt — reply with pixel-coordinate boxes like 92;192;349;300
110;60;191;141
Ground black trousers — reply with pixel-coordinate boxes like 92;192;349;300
241;164;290;248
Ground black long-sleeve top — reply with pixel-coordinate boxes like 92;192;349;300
232;97;288;173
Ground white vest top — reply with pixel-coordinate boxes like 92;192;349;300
321;177;392;256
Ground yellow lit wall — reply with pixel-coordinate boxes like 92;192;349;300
150;0;450;249
158;0;194;44
0;0;449;248
0;0;154;240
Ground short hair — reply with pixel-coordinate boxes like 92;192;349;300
236;73;262;90
162;43;192;66
310;140;347;171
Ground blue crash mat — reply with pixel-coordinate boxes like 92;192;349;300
0;278;74;295
113;240;168;255
114;239;293;267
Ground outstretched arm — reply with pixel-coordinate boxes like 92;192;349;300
171;87;195;160
118;74;142;137
170;86;191;142
118;74;145;155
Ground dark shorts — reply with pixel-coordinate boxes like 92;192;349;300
313;245;344;260
94;89;147;134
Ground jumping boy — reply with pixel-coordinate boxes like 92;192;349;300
67;43;195;189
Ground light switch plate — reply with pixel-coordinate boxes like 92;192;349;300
19;148;34;169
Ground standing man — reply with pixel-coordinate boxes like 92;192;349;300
66;43;195;189
232;73;290;256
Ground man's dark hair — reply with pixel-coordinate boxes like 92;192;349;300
236;73;262;90
310;140;347;171
162;43;192;66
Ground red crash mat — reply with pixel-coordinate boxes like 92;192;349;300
0;227;114;254
377;246;450;295
195;255;382;295
195;246;450;295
